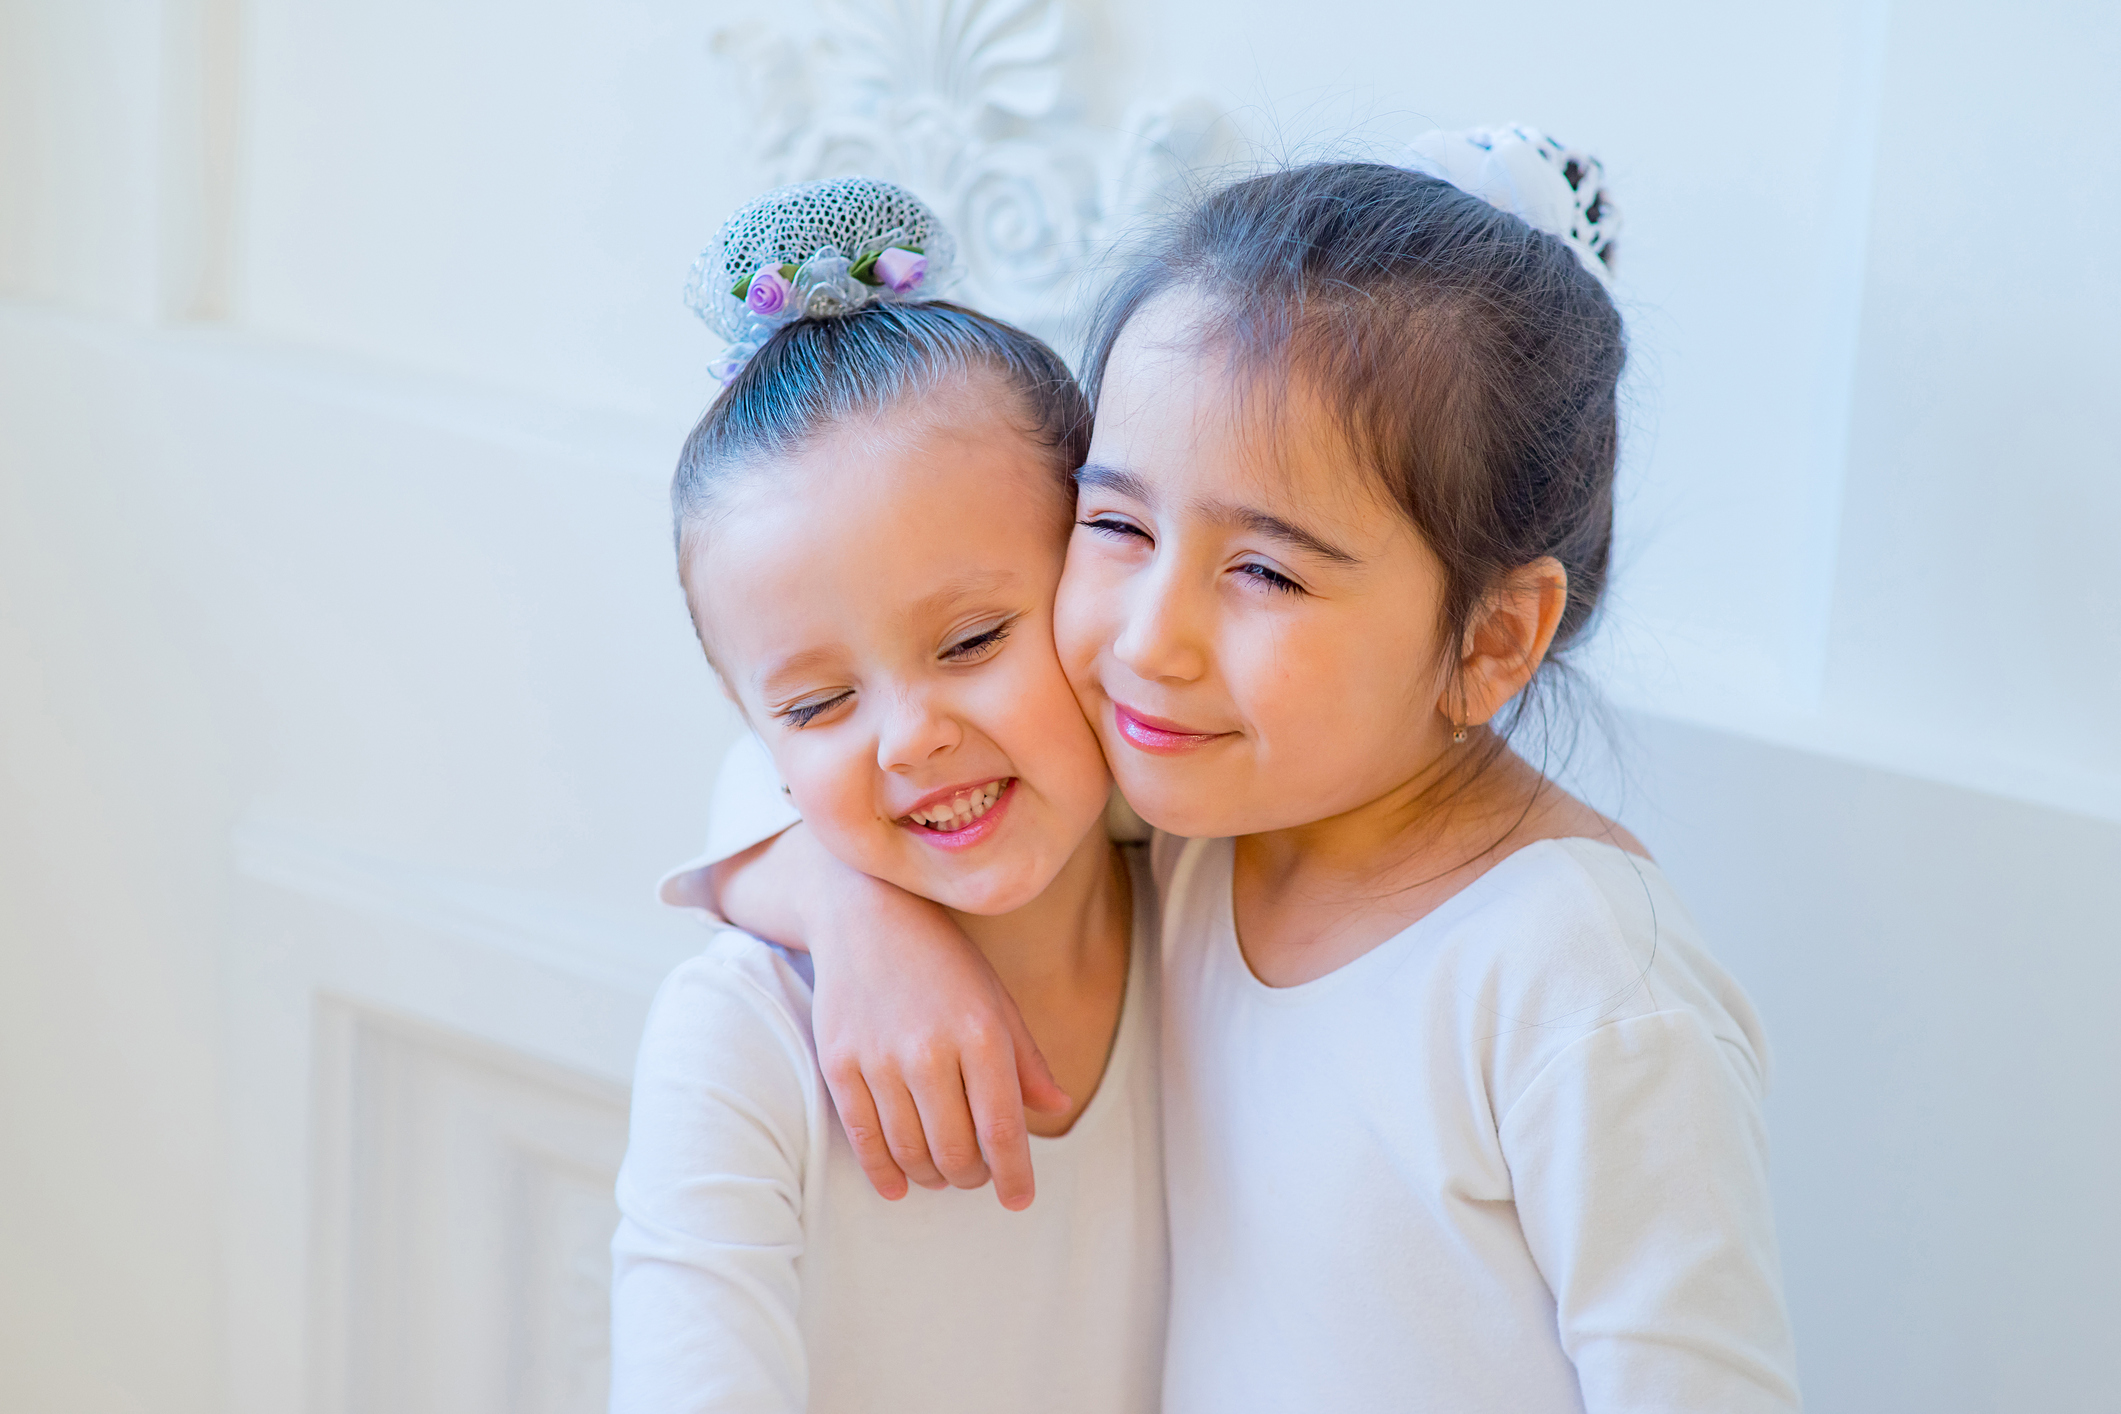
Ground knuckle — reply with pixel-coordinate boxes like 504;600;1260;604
933;1142;984;1173
958;1018;1006;1051
820;1052;865;1087
908;1038;957;1075
981;1114;1029;1147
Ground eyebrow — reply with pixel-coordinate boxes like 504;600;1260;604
756;644;847;698
1075;462;1359;566
1073;463;1153;502
906;568;1017;620
1223;505;1359;565
753;569;1019;696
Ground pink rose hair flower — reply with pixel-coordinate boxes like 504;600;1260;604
746;265;795;317
873;247;927;294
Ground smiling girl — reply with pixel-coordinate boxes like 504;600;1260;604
701;137;1801;1412
607;180;1163;1414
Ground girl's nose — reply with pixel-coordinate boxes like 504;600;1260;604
875;690;963;772
1111;557;1209;683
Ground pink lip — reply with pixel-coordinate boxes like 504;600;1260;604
896;778;1017;852
1112;702;1232;756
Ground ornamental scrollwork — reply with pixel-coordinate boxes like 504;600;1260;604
710;0;1234;343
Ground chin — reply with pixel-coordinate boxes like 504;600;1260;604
1105;778;1204;838
927;864;1050;917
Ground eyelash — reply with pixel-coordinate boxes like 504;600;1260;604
943;620;1012;662
1083;517;1306;596
780;692;850;729
1239;562;1304;595
1080;516;1149;541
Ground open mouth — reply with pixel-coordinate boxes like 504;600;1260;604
900;778;1013;835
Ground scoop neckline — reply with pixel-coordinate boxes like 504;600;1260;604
1208;834;1656;1002
1028;842;1156;1147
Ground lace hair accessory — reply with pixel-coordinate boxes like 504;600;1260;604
1401;125;1620;282
685;176;962;382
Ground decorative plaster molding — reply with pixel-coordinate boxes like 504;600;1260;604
712;0;1233;342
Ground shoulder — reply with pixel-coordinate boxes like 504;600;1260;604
635;930;820;1096
1428;840;1771;1093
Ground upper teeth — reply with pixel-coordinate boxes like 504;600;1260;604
908;781;1007;831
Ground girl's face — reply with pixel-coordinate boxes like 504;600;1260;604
696;378;1111;915
1055;293;1460;839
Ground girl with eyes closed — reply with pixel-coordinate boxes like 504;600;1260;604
607;180;1163;1414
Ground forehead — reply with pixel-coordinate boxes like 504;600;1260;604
696;393;1069;676
1091;291;1396;529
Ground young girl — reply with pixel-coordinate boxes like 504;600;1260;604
700;133;1803;1412
608;179;1165;1414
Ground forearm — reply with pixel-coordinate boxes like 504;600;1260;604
709;822;933;958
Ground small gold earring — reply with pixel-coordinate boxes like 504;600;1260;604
1451;723;1468;744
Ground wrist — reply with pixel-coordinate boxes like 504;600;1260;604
803;859;935;956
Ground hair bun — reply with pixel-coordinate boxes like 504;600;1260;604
685;176;963;381
1401;125;1619;279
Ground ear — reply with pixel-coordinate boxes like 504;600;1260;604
1451;557;1569;728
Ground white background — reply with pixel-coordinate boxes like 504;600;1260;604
1;0;2116;1410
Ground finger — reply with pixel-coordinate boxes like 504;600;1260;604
822;1060;908;1201
904;1045;992;1191
963;1041;1036;1211
871;1073;949;1190
999;990;1072;1116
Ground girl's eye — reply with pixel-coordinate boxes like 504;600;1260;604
779;691;852;728
1079;516;1151;543
1237;561;1305;595
942;620;1012;663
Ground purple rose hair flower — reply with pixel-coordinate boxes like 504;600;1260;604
873;247;927;293
745;265;794;317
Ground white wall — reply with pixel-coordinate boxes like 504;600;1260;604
1;0;2114;1410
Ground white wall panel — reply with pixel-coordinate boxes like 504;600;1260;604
236;0;744;414
1825;0;2121;801
0;0;168;314
311;1003;626;1414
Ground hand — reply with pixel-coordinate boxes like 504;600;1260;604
712;825;1072;1209
810;881;1073;1210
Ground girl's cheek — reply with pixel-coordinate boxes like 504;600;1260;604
1053;553;1114;687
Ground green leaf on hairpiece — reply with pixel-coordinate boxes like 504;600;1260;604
731;273;752;299
850;252;882;285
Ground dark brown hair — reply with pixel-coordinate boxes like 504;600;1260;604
673;299;1091;558
1083;162;1625;707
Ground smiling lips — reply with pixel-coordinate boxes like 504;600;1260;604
1112;703;1231;755
898;777;1016;849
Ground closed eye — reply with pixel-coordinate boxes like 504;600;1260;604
1079;516;1151;543
1237;561;1304;595
942;619;1013;663
778;691;852;728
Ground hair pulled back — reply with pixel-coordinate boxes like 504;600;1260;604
673;299;1090;556
1083;161;1625;680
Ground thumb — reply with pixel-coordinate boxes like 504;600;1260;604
999;989;1072;1115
